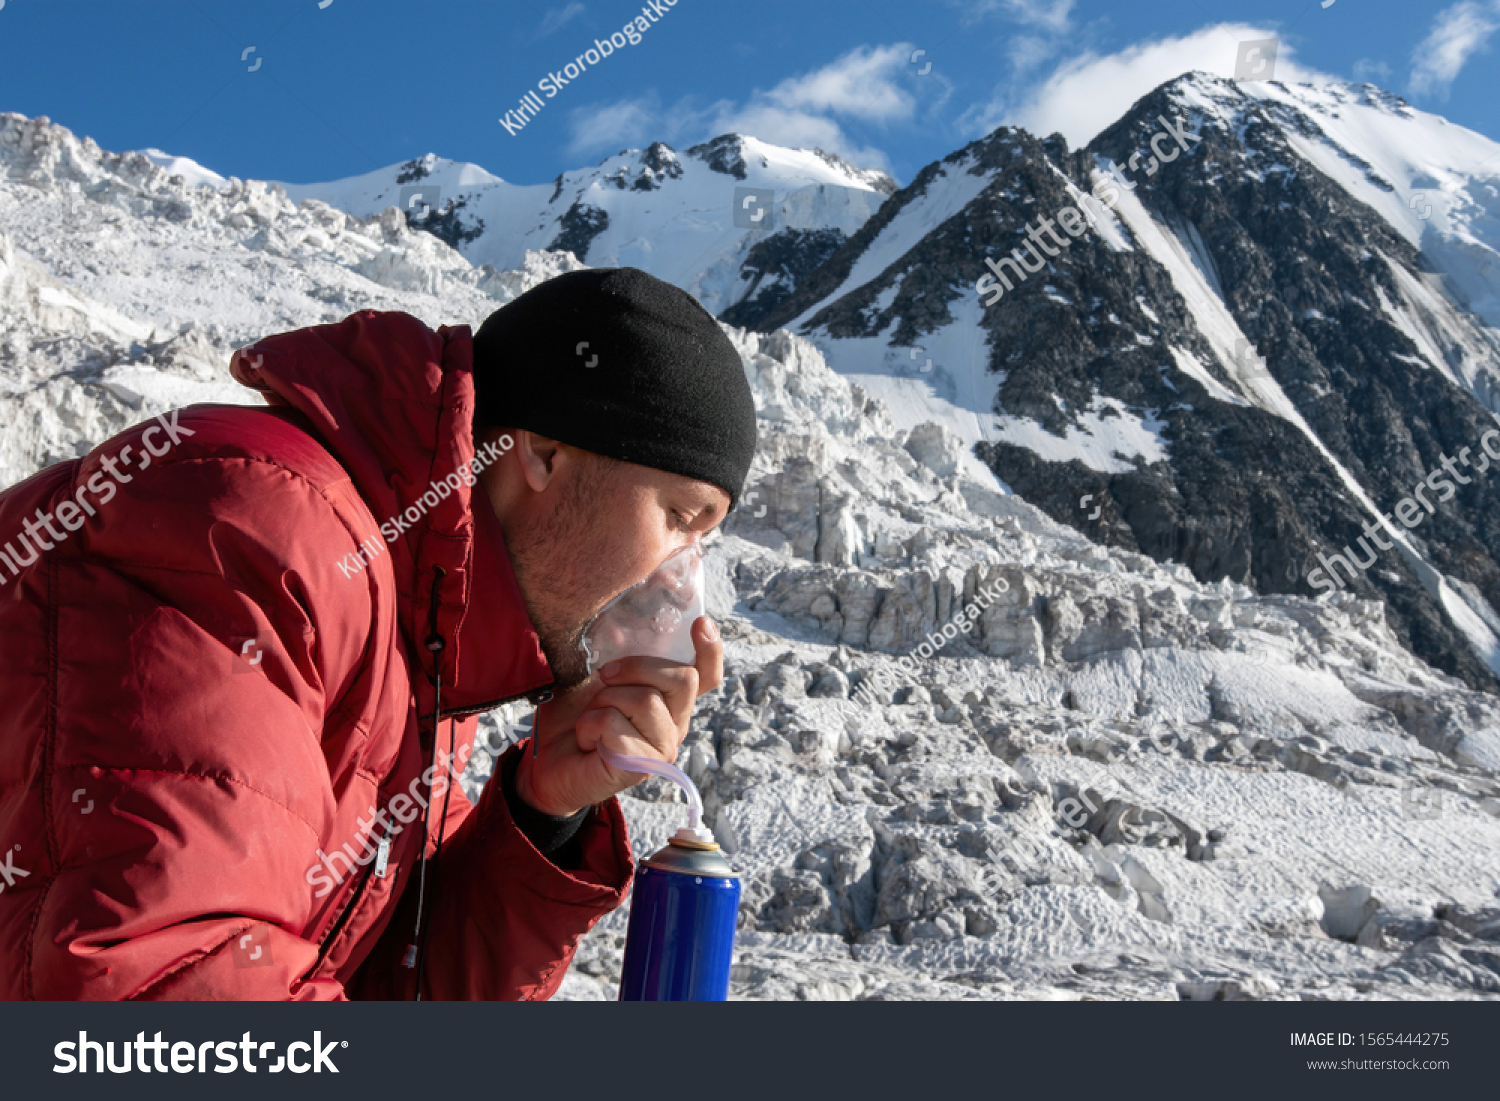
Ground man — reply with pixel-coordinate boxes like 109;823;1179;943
0;267;757;999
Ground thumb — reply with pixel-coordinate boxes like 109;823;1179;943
693;615;724;696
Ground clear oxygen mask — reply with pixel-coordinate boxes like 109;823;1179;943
580;542;715;845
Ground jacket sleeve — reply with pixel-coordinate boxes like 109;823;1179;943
22;429;384;1000
347;741;633;1001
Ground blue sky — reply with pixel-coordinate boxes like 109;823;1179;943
1;0;1497;187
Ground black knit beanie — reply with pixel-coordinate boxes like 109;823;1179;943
471;267;758;510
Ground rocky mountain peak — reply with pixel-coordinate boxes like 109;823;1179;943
686;133;752;179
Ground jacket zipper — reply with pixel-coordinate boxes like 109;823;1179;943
302;686;553;982
309;853;377;977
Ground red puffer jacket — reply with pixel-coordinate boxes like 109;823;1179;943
0;310;632;1000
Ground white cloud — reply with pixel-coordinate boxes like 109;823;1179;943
566;97;660;155
705;103;895;172
1352;58;1394;85
536;3;586;39
959;0;1075;32
758;45;916;124
565;46;913;172
701;46;916;170
1006;35;1057;76
1409;1;1500;98
961;23;1339;150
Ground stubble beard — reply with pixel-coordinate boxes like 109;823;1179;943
510;543;595;694
507;472;614;695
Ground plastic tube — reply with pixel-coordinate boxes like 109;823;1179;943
597;744;715;844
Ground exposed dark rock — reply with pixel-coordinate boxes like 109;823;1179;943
394;157;429;185
686;134;749;180
721;227;848;329
746;73;1500;692
406;194;484;250
547;201;609;261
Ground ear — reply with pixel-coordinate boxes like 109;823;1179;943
509;429;565;493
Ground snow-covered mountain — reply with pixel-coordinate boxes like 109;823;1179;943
3;107;1500;1000
274;135;894;320
1246;80;1500;337
755;73;1500;695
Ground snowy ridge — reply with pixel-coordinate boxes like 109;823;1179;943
1100;146;1500;680
1244;80;1500;326
789;148;995;322
749;73;1500;688
0;112;585;487
279;134;893;318
1181;75;1500;419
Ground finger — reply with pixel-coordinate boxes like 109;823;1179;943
575;706;676;785
594;654;698;694
596;656;699;724
692;615;723;695
576;686;681;757
533;674;606;744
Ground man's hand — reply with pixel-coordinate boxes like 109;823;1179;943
514;616;722;817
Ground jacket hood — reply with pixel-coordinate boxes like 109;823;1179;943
229;310;554;716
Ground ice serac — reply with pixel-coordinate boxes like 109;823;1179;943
534;306;1500;1001
0;112;586;489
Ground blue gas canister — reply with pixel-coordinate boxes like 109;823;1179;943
619;832;741;1001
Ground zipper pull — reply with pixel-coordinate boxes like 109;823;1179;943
374;835;392;878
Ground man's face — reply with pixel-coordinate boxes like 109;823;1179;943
479;429;730;693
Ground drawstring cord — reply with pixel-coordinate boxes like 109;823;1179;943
405;566;449;1000
417;714;458;998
